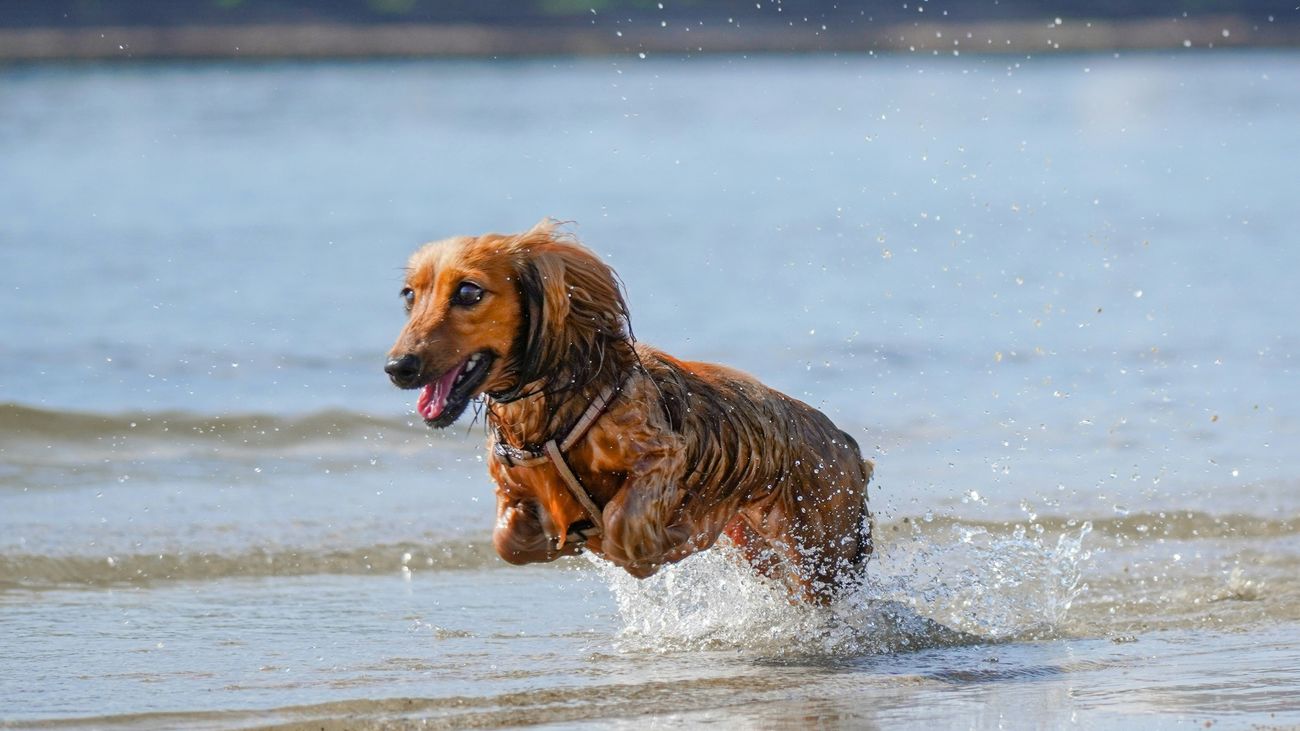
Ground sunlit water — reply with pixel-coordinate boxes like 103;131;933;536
2;51;1298;729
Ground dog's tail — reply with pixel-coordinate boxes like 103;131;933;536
838;429;874;486
839;429;875;565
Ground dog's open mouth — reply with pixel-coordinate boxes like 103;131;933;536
416;351;495;428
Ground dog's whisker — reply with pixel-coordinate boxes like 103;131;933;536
464;398;486;437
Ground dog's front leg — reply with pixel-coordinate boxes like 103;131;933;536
598;433;713;578
493;495;583;565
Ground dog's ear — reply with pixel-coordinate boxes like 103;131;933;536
507;221;631;394
511;242;564;390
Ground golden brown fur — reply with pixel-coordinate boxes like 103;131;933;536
386;221;872;601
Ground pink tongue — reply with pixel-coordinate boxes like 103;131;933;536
416;361;465;420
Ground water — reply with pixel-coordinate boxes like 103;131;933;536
2;51;1298;728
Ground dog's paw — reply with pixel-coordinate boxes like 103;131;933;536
621;561;661;579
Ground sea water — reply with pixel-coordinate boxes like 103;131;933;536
2;51;1298;729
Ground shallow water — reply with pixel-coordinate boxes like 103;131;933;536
2;51;1299;729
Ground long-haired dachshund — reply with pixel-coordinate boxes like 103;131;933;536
385;221;872;601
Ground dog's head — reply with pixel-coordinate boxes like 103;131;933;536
385;220;632;428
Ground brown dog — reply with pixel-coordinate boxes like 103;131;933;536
385;221;872;601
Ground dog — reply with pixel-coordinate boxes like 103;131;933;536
385;221;872;601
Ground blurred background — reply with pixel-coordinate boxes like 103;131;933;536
2;2;1299;728
1;0;1299;58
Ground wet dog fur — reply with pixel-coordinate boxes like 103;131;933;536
385;221;872;601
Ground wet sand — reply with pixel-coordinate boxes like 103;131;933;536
0;16;1297;61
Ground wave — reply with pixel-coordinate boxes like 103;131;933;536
899;511;1299;543
0;538;502;591
591;509;1300;655
4;510;1295;592
0;402;425;449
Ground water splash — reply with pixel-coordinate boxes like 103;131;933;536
589;520;1091;656
865;521;1092;641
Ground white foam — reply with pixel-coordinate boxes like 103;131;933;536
588;521;1091;656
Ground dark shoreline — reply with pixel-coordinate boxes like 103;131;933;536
1;16;1297;62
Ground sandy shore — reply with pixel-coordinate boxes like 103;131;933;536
1;16;1296;61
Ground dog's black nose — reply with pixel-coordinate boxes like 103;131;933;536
385;354;422;387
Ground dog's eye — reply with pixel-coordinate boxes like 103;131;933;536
400;287;415;309
451;282;484;307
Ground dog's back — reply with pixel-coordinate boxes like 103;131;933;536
636;344;872;597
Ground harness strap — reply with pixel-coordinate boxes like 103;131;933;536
493;378;625;535
544;439;604;531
